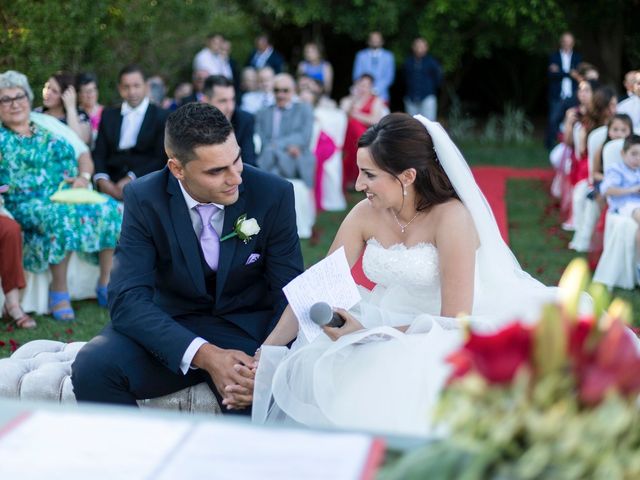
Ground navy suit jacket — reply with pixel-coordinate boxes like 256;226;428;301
232;109;256;166
93;103;168;182
107;165;304;373
548;50;582;101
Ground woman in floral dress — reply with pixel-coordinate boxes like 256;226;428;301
0;70;121;321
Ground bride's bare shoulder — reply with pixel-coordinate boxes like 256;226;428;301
432;199;477;237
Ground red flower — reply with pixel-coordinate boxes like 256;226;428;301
0;340;5;347
448;322;533;384
577;319;640;405
65;328;73;335
8;339;19;352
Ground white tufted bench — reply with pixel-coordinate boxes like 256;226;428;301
0;340;221;413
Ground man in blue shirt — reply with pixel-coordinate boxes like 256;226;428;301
352;31;395;103
403;37;442;121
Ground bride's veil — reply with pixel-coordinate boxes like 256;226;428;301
413;115;557;325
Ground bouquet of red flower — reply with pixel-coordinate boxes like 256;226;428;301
382;259;640;480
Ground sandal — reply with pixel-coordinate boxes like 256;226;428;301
48;290;75;322
96;284;108;308
2;303;37;329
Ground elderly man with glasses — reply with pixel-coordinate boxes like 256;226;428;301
255;74;316;239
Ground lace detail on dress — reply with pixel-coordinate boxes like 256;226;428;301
362;237;440;289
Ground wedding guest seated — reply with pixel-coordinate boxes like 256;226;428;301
620;70;637;102
0;70;122;320
147;75;169;108
297;42;334;96
340;74;387;190
298;74;336;109
93;64;168;201
617;71;640;133
592;114;633;199
239;67;258;101
600;134;640;278
76;72;103;145
0;210;36;329
256;74;316;238
203;75;256;166
179;69;209;106
35;71;92;145
241;66;275;115
167;82;193;111
576;62;599;82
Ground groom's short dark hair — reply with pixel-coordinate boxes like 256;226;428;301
165;102;233;164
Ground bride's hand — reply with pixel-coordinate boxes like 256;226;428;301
323;308;364;341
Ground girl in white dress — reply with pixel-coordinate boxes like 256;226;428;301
250;113;557;436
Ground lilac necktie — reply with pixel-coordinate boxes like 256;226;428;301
195;204;220;271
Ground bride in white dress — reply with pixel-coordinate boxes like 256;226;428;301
250;113;558;437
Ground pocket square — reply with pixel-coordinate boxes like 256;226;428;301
245;253;261;265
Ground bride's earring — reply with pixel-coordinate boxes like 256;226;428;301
403;185;408;197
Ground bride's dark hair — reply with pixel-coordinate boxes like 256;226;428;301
358;113;458;211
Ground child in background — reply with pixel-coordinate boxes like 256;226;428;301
600;134;640;277
588;113;633;204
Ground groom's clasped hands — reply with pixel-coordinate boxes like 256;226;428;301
214;307;365;410
192;343;259;410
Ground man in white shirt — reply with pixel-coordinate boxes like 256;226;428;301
617;71;640;133
93;65;168;200
192;33;231;78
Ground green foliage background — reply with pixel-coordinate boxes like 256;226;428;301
2;0;639;108
0;0;259;105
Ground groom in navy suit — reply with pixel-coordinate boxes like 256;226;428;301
72;103;304;413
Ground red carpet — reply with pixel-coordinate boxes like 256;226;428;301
471;166;555;245
351;166;554;288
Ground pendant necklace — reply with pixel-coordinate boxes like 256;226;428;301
392;210;420;233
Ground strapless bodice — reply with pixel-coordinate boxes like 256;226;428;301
362;237;440;289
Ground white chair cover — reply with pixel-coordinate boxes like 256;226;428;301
569;126;608;251
313;106;347;212
593;138;639;289
288;178;316;239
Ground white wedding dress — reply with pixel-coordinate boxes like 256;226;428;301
252;116;563;437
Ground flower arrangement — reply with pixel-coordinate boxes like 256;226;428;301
382;259;640;480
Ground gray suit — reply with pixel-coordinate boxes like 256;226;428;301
255;102;316;188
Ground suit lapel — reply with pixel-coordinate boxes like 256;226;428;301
166;173;206;296
215;183;246;301
136;104;155;149
114;109;123;149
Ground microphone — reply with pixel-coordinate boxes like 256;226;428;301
309;302;345;328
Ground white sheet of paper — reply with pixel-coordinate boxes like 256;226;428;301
0;409;380;480
156;421;376;480
0;411;192;480
283;246;362;342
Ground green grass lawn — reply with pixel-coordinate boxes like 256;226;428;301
1;141;637;358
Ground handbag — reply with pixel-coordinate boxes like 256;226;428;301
49;181;108;204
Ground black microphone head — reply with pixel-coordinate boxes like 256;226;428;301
309;302;333;326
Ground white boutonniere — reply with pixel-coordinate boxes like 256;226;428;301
220;214;260;244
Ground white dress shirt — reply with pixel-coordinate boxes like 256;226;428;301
193;48;233;79
560;50;573;99
93;97;150;184
119;97;149;150
177;179;226;374
617;95;640;133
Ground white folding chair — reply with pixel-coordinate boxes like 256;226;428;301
593;138;639;289
569;125;608;251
